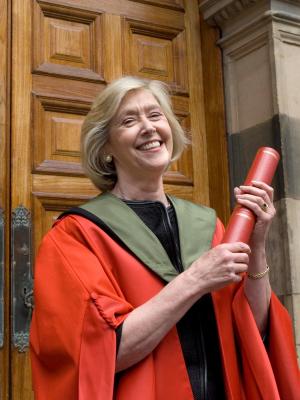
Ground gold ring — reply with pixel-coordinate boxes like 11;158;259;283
261;203;269;212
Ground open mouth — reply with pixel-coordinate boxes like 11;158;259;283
137;140;162;151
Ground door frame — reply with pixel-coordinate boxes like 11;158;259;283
0;0;11;398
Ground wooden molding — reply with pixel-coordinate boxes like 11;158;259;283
128;0;184;12
122;17;188;95
0;0;10;396
163;171;193;185
199;14;230;222
37;0;185;30
32;191;94;257
32;94;91;175
33;1;105;82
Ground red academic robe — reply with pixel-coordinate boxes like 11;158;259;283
30;215;300;399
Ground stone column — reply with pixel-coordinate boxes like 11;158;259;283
200;0;300;357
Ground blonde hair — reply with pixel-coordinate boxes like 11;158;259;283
81;76;188;191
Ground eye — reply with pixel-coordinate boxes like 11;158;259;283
122;117;136;127
149;112;162;120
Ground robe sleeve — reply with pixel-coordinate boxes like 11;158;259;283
211;217;225;247
212;217;300;399
232;286;300;399
30;216;133;400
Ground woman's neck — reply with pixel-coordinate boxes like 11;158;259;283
111;178;169;207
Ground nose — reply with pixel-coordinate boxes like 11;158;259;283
140;116;156;135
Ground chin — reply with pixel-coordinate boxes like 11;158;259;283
143;157;171;170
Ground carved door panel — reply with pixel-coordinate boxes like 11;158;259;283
7;0;229;398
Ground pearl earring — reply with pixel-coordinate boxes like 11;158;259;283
105;154;112;163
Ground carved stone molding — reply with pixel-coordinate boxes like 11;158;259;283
200;0;300;50
199;0;261;25
200;0;300;29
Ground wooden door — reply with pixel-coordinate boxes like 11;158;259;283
2;0;229;398
0;0;10;398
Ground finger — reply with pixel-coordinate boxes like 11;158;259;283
239;186;270;204
229;272;243;283
250;181;274;202
227;264;247;282
236;193;269;208
225;260;248;272
234;187;242;195
232;263;248;274
236;198;273;218
220;242;251;254
232;252;249;264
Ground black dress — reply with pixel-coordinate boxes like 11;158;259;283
116;200;226;400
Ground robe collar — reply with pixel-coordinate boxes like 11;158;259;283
79;192;216;283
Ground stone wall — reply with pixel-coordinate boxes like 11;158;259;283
200;0;300;358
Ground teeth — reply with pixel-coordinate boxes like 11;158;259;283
139;141;161;150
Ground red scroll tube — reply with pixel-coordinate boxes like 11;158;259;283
222;147;280;244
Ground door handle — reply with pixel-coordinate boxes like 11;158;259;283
11;205;33;352
0;208;4;349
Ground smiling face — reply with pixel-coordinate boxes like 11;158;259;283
105;89;173;185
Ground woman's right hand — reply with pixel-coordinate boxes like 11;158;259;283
116;242;250;372
185;242;250;296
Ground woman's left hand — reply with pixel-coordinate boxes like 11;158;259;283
234;180;276;246
236;181;274;335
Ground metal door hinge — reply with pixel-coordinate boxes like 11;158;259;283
11;205;33;352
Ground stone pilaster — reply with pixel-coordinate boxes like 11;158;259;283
200;0;300;358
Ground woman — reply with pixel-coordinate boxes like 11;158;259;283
30;77;299;399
